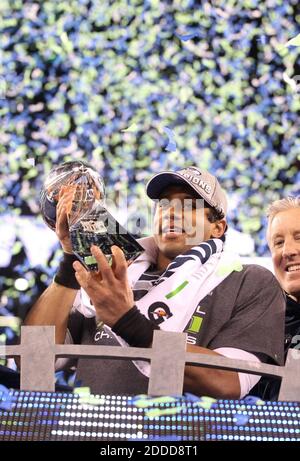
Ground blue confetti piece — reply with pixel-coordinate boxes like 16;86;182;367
0;384;14;411
0;400;13;411
234;413;249;426
163;127;177;152
176;32;201;42
4;328;14;340
257;35;267;45
55;370;68;386
243;395;265;406
184;392;201;403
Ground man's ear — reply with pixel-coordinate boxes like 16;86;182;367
210;219;227;238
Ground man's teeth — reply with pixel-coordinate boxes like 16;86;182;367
287;265;300;272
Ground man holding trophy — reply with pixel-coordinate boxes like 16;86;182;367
25;161;285;399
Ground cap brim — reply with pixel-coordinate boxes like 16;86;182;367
146;172;203;200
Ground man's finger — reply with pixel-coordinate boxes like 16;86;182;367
56;205;69;233
60;193;74;214
91;245;114;283
111;246;127;280
58;186;75;203
73;261;89;289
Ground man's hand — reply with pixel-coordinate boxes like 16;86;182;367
73;245;134;327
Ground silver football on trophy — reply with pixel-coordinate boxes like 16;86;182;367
40;160;106;231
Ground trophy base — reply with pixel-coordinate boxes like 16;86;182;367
69;206;144;271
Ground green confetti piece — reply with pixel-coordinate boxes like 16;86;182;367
200;396;217;403
134;394;148;399
74;387;105;406
195;396;217;410
217;260;243;277
74;387;91;396
24;168;38;180
131;400;151;408
146;406;183;419
60;31;74;54
0;317;21;333
12;241;23;256
285;33;300;47
121;123;139;132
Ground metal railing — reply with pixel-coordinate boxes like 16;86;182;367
1;326;299;401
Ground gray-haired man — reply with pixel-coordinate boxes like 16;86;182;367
254;197;300;399
267;197;300;356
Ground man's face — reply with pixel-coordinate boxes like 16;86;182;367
153;184;225;261
268;208;300;302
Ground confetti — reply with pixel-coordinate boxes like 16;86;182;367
217;259;243;276
0;317;21;333
243;396;265;406
27;158;36;166
145;406;183;418
256;35;267;45
195;396;218;410
184;392;202;402
133;395;178;408
0;384;14;411
285;33;300;47
233;413;249;426
121;123;139;132
0;1;299;386
73;387;105;406
175;31;201;42
163;127;177;152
